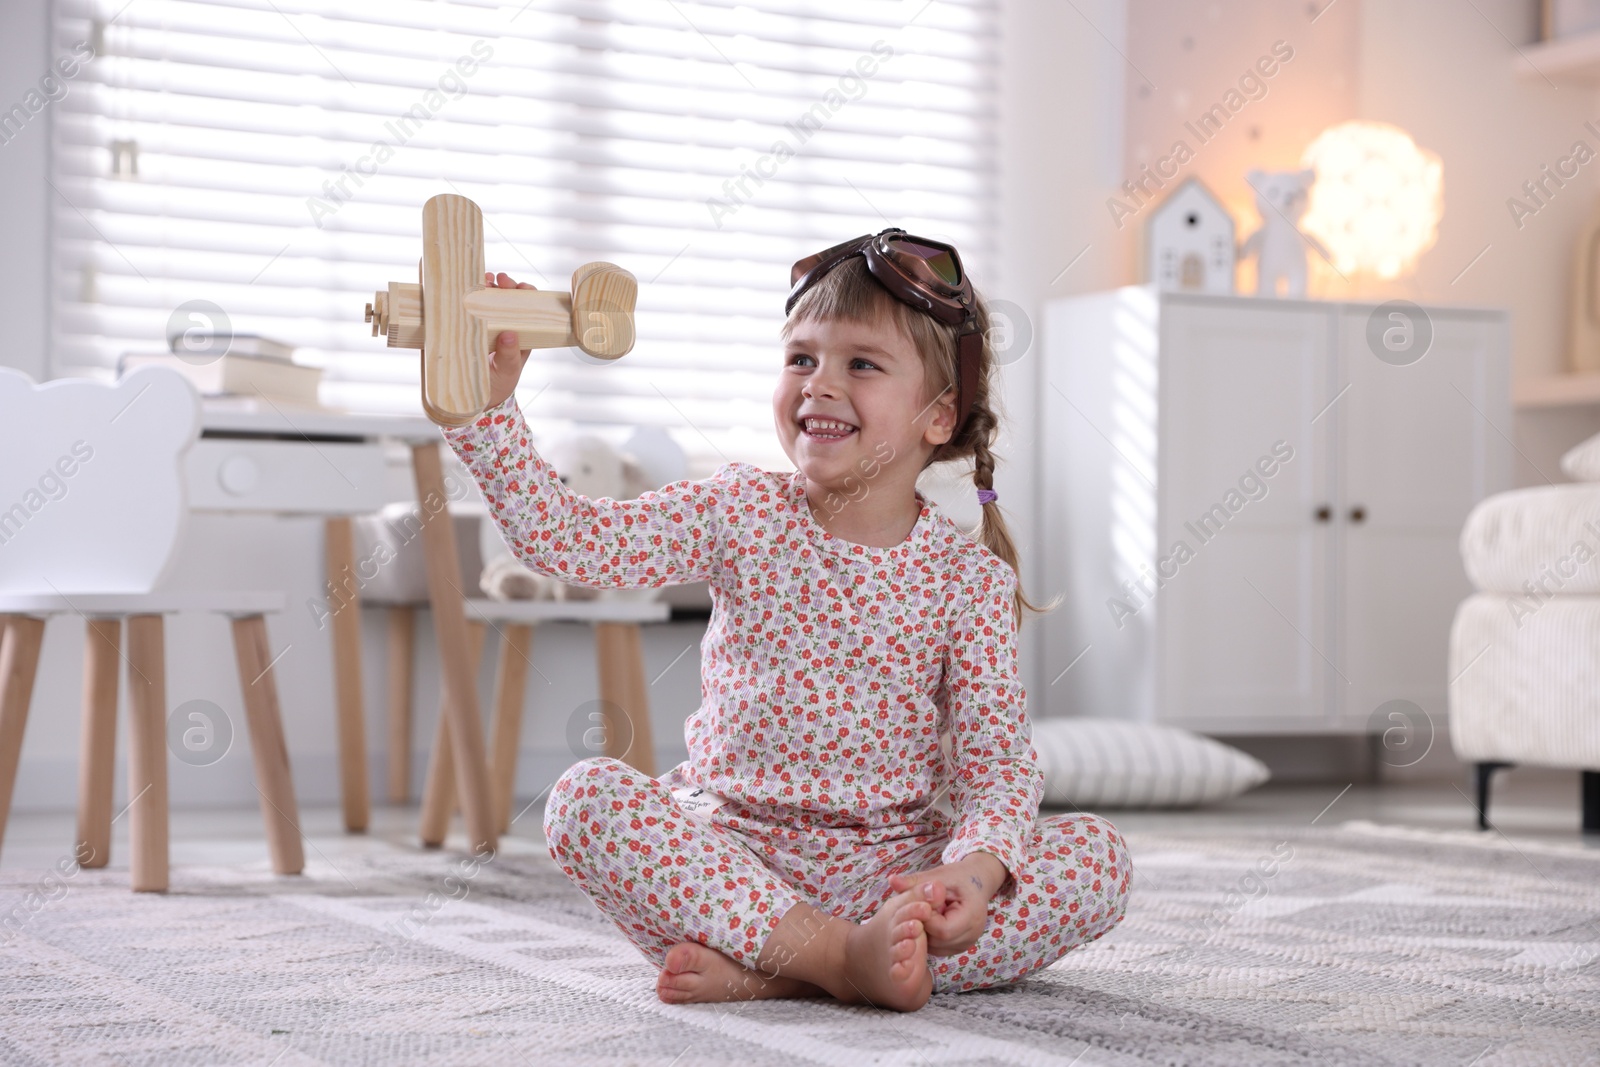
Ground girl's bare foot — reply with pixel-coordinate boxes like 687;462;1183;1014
656;941;827;1004
836;888;934;1012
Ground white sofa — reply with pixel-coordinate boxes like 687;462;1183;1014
1450;435;1600;832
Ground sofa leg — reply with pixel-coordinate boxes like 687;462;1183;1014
1583;771;1600;835
1474;762;1512;831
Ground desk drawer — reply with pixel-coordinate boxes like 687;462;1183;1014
186;439;392;514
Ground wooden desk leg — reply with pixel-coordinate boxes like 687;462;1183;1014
595;622;656;777
411;441;495;854
386;605;416;803
0;615;46;867
489;623;534;833
76;618;120;869
125;614;169;893
324;516;370;833
419;620;485;847
231;615;306;875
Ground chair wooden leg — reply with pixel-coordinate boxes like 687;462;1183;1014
0;615;46;867
418;711;452;849
489;623;534;833
325;516;370;833
76;618;120;869
412;441;497;855
419;620;485;847
595;622;656;777
125;614;169;893
231;615;305;875
386;605;416;804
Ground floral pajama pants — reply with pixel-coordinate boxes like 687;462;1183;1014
542;757;1132;995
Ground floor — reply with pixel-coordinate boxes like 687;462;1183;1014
2;765;1593;878
5;769;1596;1066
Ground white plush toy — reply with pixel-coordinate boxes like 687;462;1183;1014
478;429;682;603
1238;168;1329;298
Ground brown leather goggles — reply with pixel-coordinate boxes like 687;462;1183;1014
786;228;983;435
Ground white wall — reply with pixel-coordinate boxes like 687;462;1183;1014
0;0;51;382
998;0;1131;703
1357;0;1600;485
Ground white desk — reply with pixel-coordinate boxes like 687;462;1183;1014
191;402;435;514
194;399;500;852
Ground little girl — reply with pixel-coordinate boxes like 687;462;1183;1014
444;230;1131;1012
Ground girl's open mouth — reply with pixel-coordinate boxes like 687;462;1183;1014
800;418;858;441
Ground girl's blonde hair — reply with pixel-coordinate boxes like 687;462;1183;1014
780;255;1059;628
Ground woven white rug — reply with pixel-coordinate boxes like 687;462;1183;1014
3;820;1597;1066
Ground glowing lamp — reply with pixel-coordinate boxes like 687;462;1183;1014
1298;121;1443;280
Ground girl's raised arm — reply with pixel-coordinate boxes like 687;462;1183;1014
442;396;735;590
936;565;1045;885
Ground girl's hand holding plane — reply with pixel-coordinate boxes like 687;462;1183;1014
484;271;534;409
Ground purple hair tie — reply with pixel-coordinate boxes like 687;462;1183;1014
977;488;998;506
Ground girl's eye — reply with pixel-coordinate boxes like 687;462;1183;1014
784;355;876;371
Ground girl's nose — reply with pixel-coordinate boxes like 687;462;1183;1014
802;369;841;399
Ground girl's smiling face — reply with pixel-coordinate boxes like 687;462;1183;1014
773;312;956;498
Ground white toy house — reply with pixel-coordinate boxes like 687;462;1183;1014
1146;177;1236;295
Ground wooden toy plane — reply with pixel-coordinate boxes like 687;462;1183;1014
364;193;637;426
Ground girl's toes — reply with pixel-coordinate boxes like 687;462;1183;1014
895;900;930;927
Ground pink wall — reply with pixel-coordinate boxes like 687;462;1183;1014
1118;0;1600;485
1120;0;1362;295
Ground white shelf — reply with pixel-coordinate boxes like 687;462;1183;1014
1515;30;1600;83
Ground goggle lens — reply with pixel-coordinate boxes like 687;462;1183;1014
887;236;962;286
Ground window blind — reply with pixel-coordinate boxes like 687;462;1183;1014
49;0;998;476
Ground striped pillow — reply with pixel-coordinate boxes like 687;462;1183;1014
1030;718;1270;809
1560;431;1600;481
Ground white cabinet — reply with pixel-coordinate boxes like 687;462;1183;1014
1037;286;1510;734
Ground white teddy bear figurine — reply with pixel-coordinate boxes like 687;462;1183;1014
1238;168;1329;298
478;432;663;603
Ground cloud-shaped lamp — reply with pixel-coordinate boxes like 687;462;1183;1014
1298;120;1444;280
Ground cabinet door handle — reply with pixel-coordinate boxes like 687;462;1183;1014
1349;506;1366;523
1315;505;1331;522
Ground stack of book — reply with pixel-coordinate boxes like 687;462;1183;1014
118;334;323;407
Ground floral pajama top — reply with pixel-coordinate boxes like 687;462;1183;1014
442;398;1045;882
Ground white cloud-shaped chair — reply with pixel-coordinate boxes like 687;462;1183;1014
0;366;304;890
